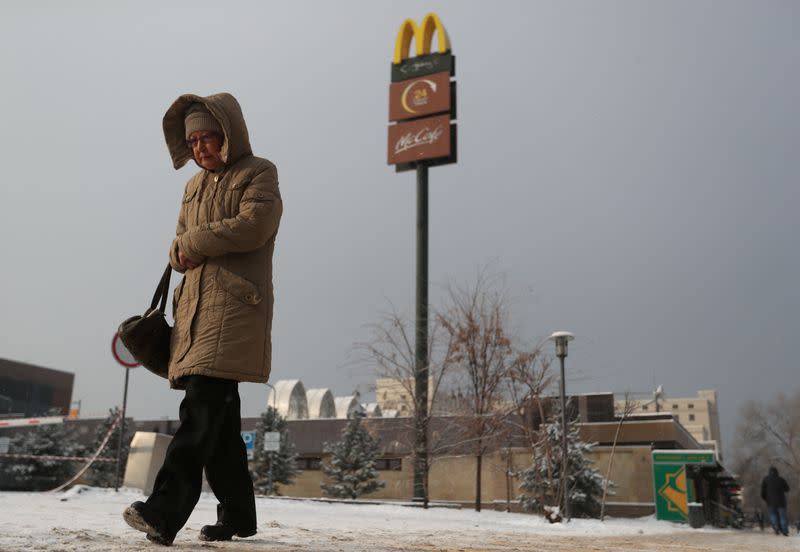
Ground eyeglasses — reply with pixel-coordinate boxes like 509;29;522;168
185;133;220;149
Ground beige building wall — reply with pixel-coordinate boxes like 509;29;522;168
587;446;654;504
276;451;521;505
274;447;653;513
616;389;722;459
277;457;413;499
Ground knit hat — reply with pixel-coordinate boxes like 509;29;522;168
184;104;222;139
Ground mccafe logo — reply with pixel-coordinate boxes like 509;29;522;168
394;124;445;154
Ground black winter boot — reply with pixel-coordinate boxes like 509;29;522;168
199;523;256;541
123;501;174;546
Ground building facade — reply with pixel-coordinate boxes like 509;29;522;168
616;389;722;459
0;358;74;418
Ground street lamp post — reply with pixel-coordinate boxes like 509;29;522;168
549;331;574;522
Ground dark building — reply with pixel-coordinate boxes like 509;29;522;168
0;358;74;418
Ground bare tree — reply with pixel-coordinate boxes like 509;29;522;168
360;305;453;507
599;392;637;521
437;269;520;511
505;346;554;512
732;392;800;518
506;348;553;449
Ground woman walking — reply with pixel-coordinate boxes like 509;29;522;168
123;92;282;546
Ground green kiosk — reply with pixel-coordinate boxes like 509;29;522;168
652;449;716;523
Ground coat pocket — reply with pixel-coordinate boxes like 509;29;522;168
229;177;251;191
183;186;198;203
215;267;262;305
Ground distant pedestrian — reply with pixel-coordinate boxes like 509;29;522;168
755;509;764;531
122;92;282;546
761;466;790;536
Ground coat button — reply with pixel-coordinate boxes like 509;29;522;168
214;176;219;183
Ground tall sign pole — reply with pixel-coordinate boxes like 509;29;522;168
388;13;457;502
111;333;140;491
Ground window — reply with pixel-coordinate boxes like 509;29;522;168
375;458;402;471
689;414;695;421
688;403;694;409
642;405;648;411
672;404;678;409
297;457;322;470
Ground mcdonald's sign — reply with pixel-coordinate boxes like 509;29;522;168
388;13;456;169
391;13;455;82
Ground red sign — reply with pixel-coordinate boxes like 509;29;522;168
389;71;451;121
387;114;451;165
112;333;140;368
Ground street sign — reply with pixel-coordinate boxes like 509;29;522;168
263;431;281;452
241;430;256;460
111;333;140;368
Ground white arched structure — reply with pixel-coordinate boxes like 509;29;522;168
268;379;308;420
333;396;365;419
306;388;336;419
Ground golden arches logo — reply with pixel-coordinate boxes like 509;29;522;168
393;12;451;64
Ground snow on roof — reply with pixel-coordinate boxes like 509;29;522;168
333;396;365;419
268;379;308;420
305;388;336;419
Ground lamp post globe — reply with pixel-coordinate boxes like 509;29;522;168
548;331;574;521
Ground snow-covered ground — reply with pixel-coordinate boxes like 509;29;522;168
0;486;795;551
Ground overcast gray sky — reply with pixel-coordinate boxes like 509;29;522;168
1;1;797;459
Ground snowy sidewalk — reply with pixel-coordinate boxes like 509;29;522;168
0;487;795;551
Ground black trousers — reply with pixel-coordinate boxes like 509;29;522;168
146;375;256;539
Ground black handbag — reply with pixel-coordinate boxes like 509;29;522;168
118;264;173;379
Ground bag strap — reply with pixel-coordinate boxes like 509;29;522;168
149;264;173;313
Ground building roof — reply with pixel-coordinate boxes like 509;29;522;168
268;380;308;420
305;388;336;419
579;417;703;450
333;396;364;419
364;403;383;417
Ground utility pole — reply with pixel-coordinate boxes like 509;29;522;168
414;163;429;502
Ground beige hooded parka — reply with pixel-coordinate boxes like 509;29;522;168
162;93;282;388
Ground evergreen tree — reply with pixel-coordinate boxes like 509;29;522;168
518;403;607;518
84;407;132;487
0;411;85;491
250;407;300;495
320;414;385;499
